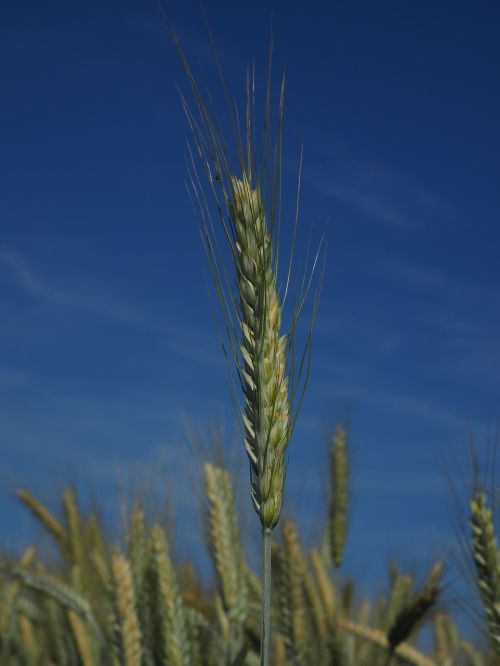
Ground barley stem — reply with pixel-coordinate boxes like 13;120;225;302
260;529;272;666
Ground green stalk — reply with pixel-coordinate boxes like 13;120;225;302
260;529;272;666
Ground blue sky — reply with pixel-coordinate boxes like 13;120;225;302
1;0;499;631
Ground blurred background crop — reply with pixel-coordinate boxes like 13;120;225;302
1;0;499;630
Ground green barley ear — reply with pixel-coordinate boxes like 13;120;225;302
276;520;309;665
328;426;349;568
228;175;291;532
204;462;248;627
147;524;189;666
170;21;322;535
470;491;500;655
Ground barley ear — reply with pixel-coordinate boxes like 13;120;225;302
68;610;96;666
16;489;67;554
228;175;291;532
328;426;349;568
276;520;309;665
147;524;189;666
204;462;248;628
111;551;142;666
470;491;500;656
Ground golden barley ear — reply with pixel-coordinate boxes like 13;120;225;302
68;609;96;666
470;491;500;656
16;489;67;555
110;550;142;666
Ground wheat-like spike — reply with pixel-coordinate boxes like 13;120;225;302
328;426;349;568
68;609;95;666
276;520;309;665
111;551;142;666
127;514;155;666
204;462;248;627
63;487;85;570
148;524;189;666
384;573;414;631
228;175;291;531
16;489;67;553
310;547;335;623
387;561;443;651
339;618;439;666
470;491;500;655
